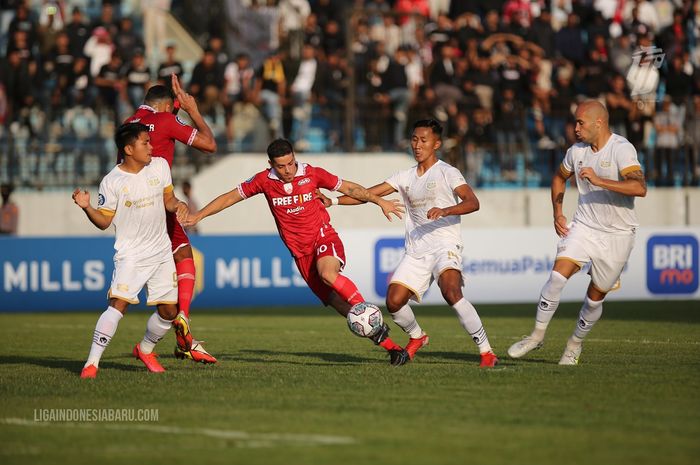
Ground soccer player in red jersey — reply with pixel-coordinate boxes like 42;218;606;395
124;75;218;364
181;139;410;364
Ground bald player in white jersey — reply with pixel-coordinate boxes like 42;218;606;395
72;122;190;378
330;119;499;367
508;100;647;365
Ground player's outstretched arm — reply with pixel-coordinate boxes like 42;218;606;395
180;188;244;227
426;184;479;220
579;167;647;197
171;74;217;153
337;180;403;220
72;188;113;230
551;170;570;237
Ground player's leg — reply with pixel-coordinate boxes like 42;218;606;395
509;224;588;359
315;234;364;306
438;268;498;367
81;297;129;378
133;258;179;372
559;233;633;365
386;254;434;363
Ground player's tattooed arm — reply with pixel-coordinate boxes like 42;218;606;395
551;171;569;237
590;168;647;197
338;180;403;220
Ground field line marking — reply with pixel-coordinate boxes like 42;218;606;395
508;336;700;346
0;418;355;447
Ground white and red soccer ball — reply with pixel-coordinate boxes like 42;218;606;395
347;302;383;338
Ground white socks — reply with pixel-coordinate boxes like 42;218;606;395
532;270;568;339
139;312;174;354
390;304;424;339
85;306;123;368
452;298;492;354
571;296;604;345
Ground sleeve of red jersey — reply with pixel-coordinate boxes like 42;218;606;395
236;172;264;199
164;113;198;146
313;166;342;191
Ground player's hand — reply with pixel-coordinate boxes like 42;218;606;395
579;167;601;186
314;189;332;208
180;212;200;227
427;207;448;220
72;188;91;209
171;74;198;114
379;198;404;221
554;214;569;237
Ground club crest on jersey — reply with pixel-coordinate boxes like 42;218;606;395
298;178;311;186
426;181;437;190
284;183;293;194
600;160;611;168
148;177;160;186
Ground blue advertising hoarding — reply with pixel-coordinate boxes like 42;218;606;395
0;235;317;312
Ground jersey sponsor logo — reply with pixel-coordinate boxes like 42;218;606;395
599;160;611;168
125;200;132;207
97;194;105;206
374;238;405;297
647;235;698;294
271;192;314;208
298;178;311;186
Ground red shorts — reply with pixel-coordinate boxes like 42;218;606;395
294;225;346;305
166;210;190;253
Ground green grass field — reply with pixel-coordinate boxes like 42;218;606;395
1;301;699;465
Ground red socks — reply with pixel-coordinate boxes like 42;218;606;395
176;258;196;318
331;275;364;306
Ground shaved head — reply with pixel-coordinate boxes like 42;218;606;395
574;100;612;149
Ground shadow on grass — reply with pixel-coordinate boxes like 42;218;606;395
237;349;376;365
0;355;140;375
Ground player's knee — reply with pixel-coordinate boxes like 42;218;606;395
158;304;178;321
319;269;338;286
440;287;463;306
385;293;408;313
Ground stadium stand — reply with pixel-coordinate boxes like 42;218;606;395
0;0;698;189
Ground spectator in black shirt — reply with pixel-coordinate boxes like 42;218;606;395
157;43;184;88
65;7;90;57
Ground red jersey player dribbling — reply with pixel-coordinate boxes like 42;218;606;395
182;139;409;364
125;75;218;363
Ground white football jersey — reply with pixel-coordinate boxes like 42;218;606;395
386;160;467;256
561;133;641;233
97;157;173;264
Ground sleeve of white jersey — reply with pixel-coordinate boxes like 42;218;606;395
616;141;642;176
97;176;117;216
445;165;468;190
384;170;401;192
560;146;575;177
158;158;174;192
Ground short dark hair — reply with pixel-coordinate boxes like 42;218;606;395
144;85;175;105
266;138;294;160
115;123;149;158
413;119;443;137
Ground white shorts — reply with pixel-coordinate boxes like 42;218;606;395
556;222;635;292
390;245;464;302
108;256;178;305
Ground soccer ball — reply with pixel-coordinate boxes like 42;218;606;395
347;302;383;338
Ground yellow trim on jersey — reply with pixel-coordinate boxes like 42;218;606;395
555;257;583;269
620;165;642;176
98;208;116;217
389;280;421;303
163;184;174;193
147;300;178;306
559;164;572;177
591;279;621;294
107;290;139;304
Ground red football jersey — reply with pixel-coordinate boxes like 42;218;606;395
238;163;343;257
123;105;197;166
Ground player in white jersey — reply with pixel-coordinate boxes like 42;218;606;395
331;119;499;367
72;122;190;378
508;100;647;365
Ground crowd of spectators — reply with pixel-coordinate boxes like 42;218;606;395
1;0;699;189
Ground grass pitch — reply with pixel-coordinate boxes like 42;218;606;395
1;301;698;465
